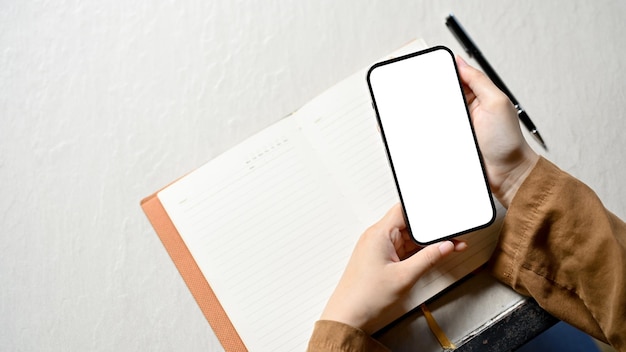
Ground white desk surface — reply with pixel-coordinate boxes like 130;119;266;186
2;1;625;350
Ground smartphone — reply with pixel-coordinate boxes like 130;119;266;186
367;46;495;245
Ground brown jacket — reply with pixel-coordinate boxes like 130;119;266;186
308;158;626;351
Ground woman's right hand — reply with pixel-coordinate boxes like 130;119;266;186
456;56;540;208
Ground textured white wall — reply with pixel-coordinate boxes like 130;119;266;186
1;1;625;351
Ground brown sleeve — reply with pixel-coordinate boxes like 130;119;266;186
307;320;389;352
489;157;626;351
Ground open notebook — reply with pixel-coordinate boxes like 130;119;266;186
141;39;505;351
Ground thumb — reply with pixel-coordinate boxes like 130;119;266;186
456;55;503;103
398;241;455;284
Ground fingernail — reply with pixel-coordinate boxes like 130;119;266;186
455;241;469;252
438;241;454;255
456;55;468;67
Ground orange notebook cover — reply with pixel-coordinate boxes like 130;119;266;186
141;193;247;351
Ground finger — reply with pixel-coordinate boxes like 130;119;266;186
455;55;503;103
461;83;477;106
395;229;420;260
451;239;468;252
380;203;407;230
399;241;455;284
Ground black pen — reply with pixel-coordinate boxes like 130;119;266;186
445;14;547;150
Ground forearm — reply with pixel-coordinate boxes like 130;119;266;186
489;157;626;350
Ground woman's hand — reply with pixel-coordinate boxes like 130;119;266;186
456;56;539;208
320;204;466;334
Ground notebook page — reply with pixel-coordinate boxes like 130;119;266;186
294;39;506;325
295;40;427;224
158;118;363;351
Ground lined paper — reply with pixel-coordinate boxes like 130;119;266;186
296;68;397;224
159;118;363;351
158;39;504;351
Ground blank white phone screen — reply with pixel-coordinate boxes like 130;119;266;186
367;46;494;244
